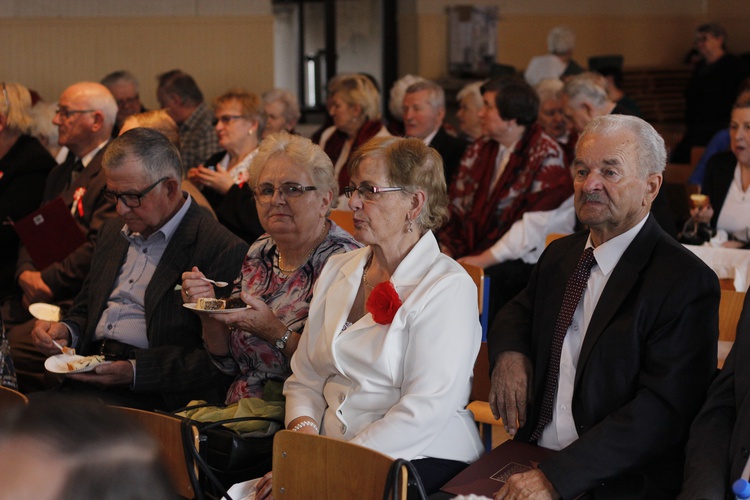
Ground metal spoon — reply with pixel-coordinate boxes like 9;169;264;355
200;277;229;288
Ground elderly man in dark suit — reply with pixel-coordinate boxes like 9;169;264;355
13;81;117;319
488;115;719;499
402;79;468;185
30;128;248;410
680;291;750;499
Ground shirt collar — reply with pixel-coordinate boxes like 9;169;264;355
121;193;193;243
586;214;649;277
422;127;439;146
79;139;109;168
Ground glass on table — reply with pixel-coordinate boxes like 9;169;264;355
689;193;710;210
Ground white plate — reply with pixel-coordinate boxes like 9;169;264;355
44;353;111;374
183;303;251;314
29;303;61;322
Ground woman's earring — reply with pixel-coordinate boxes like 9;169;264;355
407;219;413;233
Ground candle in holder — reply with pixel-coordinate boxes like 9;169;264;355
689;193;710;209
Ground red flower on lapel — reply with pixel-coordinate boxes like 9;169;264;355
73;187;86;217
366;281;402;325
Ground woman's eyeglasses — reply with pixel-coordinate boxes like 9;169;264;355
212;115;248;126
344;184;404;201
253;183;317;203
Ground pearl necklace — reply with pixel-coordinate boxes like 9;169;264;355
278;223;328;276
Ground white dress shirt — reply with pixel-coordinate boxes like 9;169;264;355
716;163;750;242
539;215;649;450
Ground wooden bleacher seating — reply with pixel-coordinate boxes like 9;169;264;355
467;342;510;451
273;430;402;499
329;209;356;237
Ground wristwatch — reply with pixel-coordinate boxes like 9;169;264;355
275;328;293;350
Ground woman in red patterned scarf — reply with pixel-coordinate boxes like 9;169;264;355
439;76;573;259
316;74;390;197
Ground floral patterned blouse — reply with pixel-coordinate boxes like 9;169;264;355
210;221;361;404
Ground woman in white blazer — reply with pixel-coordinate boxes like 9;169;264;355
257;136;483;498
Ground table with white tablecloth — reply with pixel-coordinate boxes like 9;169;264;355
683;244;750;292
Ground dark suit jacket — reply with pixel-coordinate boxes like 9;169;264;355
428;126;468;186
488;215;720;498
64;200;249;409
702;150;737;230
15;146;116;300
0;135;56;301
680;292;750;500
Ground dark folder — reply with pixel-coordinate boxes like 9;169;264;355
13;197;87;270
441;439;556;497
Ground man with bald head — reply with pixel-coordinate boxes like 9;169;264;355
9;82;118;391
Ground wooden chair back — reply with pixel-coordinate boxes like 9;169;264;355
467;342;509;450
459;262;491;338
719;290;746;342
329;210;356;237
112;406;198;499
545;233;568;247
273;430;396;499
0;386;28;408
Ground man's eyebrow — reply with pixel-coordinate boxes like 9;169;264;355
602;158;622;167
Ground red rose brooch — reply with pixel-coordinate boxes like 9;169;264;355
366;281;402;325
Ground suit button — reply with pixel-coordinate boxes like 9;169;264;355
340;424;347;434
742;447;749;459
339;394;345;403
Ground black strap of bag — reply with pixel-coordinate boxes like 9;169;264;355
383;458;428;500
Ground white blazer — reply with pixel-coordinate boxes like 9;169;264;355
285;231;484;463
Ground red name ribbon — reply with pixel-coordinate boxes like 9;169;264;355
73;187;86;217
366;281;403;325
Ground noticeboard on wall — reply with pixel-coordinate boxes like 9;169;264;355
447;5;498;78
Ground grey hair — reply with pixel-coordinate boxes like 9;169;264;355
104;127;183;182
388;74;426;119
100;70;140;91
248;130;339;211
404;80;445;111
456;80;485;109
535;78;564;103
578;115;666;178
547;26;576;54
563;73;610;108
262;88;301;125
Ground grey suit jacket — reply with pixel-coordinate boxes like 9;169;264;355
64;200;249;409
680;291;750;500
489;215;720;498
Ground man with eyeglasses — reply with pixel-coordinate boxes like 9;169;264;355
156;69;221;172
101;70;147;137
10;81;117;325
28;128;248;409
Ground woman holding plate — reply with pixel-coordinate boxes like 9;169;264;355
181;132;360;404
256;137;483;498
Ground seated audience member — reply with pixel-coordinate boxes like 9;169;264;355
672;22;750;164
535;78;575;164
438;76;572;259
117;109;216;218
100;70;146;137
488;115;719;498
315;73;390;194
0;394;174;500
680;291;750;498
187;88;264;243
690;91;750;247
255;137;483;499
402;79;468;185
182;131;360;404
524;26;584;87
156;69;221;172
0;83;57;322
386;74;425;136
595;66;643;118
28;100;62;160
455;80;485;142
261;88;300;139
30;128;248;410
563;73;678;237
7;81;117;332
